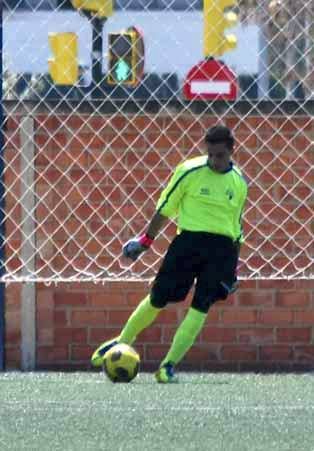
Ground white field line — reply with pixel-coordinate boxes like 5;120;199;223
1;402;314;412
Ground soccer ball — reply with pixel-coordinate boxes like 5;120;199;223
103;343;140;383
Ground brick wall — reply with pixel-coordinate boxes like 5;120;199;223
4;110;314;371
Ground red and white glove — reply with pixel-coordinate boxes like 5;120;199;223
122;234;154;261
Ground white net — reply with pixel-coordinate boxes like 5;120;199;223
2;0;314;282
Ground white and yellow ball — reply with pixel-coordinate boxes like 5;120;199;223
104;343;140;383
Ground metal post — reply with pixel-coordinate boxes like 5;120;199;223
257;25;269;99
91;17;106;98
20;117;36;371
0;6;5;371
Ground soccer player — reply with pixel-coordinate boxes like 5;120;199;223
92;125;248;382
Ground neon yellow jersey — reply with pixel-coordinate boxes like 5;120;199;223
156;156;248;243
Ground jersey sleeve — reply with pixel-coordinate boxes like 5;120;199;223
156;164;186;219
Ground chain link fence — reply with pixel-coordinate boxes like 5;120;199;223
2;0;314;282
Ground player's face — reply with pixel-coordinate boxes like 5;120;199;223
207;142;233;173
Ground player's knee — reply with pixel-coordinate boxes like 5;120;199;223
191;297;212;314
149;292;168;309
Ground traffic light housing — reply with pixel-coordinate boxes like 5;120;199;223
71;0;113;18
48;32;78;85
203;0;238;57
107;27;145;86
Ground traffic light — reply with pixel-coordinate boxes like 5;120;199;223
71;0;113;18
203;0;238;57
107;27;145;86
48;33;78;85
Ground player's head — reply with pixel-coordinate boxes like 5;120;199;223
205;125;234;173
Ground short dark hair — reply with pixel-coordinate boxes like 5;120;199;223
205;125;234;150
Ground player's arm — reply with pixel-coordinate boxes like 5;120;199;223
123;164;186;261
122;212;168;261
146;211;168;239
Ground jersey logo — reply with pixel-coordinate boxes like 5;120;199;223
200;187;210;195
225;188;234;200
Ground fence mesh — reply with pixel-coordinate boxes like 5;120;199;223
2;0;314;282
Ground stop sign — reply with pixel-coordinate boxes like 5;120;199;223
183;58;238;101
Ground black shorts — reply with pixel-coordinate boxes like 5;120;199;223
150;231;238;313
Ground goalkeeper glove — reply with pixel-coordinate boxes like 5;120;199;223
122;234;154;261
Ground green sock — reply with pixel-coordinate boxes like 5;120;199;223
161;308;207;366
119;294;161;345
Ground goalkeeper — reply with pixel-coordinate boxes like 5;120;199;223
92;125;248;383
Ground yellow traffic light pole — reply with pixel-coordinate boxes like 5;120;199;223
203;0;238;58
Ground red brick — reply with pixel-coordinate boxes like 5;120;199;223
205;309;220;323
54;327;87;345
37;308;54;327
259;310;293;324
88;292;126;307
54;310;68;326
37;346;69;363
221;345;257;361
237;327;274;344
145;344;170;361
258;280;296;290
186;345;219;362
238;291;274;307
222;310;257;324
67;133;106;151
137;327;162;343
71;345;94;361
276;328;311;343
161;326;181;344
107;310;132;326
294;311;314;324
295;280;314;290
260;345;293;361
125;292;146;307
200;327;237;343
61;115;86;129
5;347;21;369
71;310;106;326
276;291;311;308
37;289;54;308
277;117;313;133
35;133;67;151
155;309;178;325
55;292;88;307
37;328;54;345
89;327;121;344
5;329;21;345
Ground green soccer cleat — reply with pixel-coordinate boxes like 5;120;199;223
91;337;119;367
155;362;178;383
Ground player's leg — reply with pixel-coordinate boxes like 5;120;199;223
118;293;162;344
155;232;211;383
91;233;195;368
156;234;238;382
91;293;161;367
119;232;197;343
155;307;207;383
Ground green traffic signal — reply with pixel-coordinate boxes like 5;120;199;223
115;59;131;82
108;29;144;86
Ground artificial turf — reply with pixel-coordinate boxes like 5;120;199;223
1;372;314;450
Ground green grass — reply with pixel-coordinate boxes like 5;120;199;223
1;372;314;451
